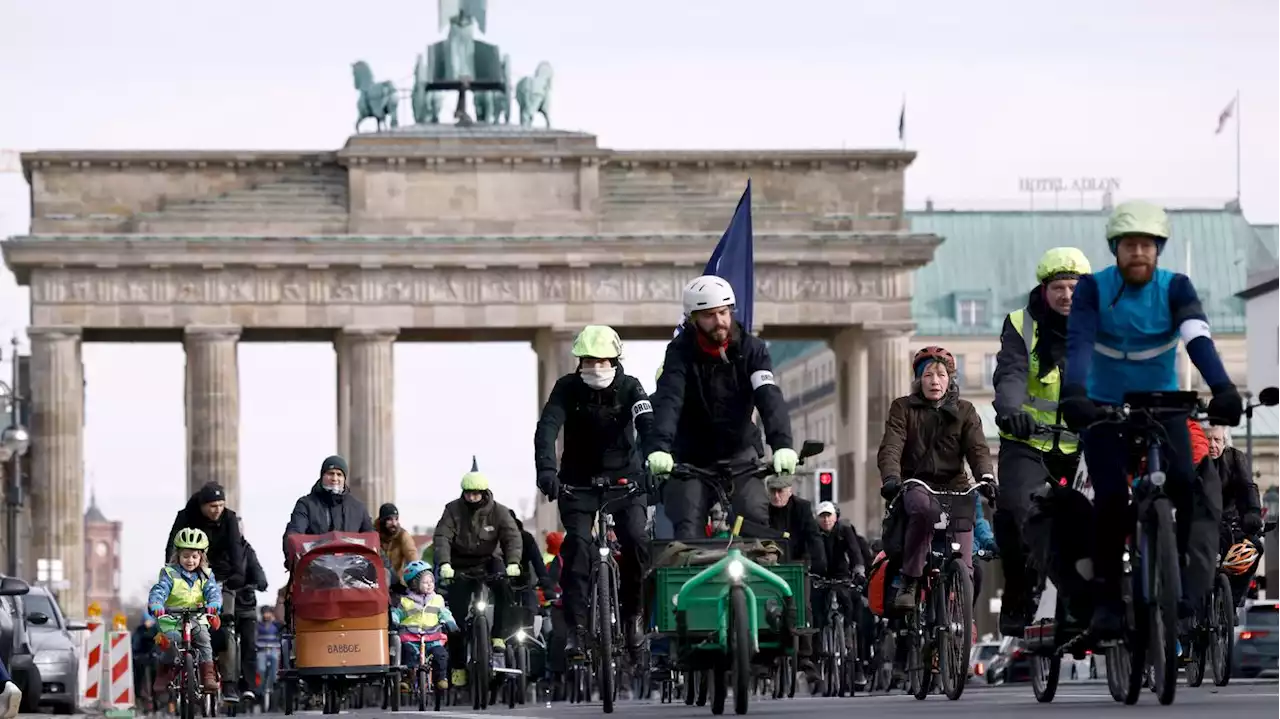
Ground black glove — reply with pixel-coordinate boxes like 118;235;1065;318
1059;384;1100;432
537;575;556;591
1000;412;1038;440
1242;511;1264;537
977;481;998;502
1207;383;1244;427
537;473;560;500
880;476;902;500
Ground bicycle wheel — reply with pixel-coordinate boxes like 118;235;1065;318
596;563;616;714
1186;630;1207;688
938;560;973;701
471;615;492;710
181;655;197;719
1146;498;1180;706
818;625;834;696
1210;571;1234;686
730;585;751;715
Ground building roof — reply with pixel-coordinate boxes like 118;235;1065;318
84;490;108;524
974;403;1279;441
1252;224;1279;263
771;206;1259;369
908;207;1256;336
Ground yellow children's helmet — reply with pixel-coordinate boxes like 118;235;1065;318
174;527;209;551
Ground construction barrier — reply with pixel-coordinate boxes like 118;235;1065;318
79;603;105;712
105;620;135;718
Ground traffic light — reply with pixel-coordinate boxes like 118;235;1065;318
815;468;837;504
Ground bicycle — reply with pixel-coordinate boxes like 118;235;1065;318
501;576;543;707
1083;390;1202;706
559;476;644;714
888;478;986;702
810;576;857;697
443;568;510;711
159;608;216;719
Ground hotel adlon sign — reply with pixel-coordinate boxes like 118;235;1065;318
1018;177;1122;193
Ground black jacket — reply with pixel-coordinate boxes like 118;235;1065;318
650;322;793;466
535;368;653;487
993;288;1068;421
766;496;826;575
1215;446;1262;524
433;492;523;570
820;520;870;580
166;496;247;590
236;540;268;617
283;481;375;556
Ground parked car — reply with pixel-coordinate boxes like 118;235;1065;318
24;586;85;714
970;641;1001;681
1233;599;1278;678
985;639;1032;685
0;576;40;713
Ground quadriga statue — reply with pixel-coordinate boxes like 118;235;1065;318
352;60;399;132
515;61;553;128
474;54;512;124
412;53;443;124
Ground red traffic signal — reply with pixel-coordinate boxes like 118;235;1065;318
819;472;834;486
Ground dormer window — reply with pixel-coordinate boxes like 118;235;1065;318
954;294;990;328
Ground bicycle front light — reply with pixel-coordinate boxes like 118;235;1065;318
598;546;610;557
475;600;488;612
727;559;746;580
950;542;961;552
515;629;527;642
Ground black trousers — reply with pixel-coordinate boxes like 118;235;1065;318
662;454;769;540
994;440;1079;611
559;492;649;623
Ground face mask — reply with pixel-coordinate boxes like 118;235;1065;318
580;367;615;390
324;484;344;495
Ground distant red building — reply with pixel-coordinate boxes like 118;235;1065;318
84;492;123;618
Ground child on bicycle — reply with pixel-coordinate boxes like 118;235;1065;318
147;527;223;694
392;561;457;690
876;346;997;612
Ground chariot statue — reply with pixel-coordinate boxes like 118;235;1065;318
352;61;399;132
421;0;506;124
515;61;553;128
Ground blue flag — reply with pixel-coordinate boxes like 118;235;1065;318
674;180;755;336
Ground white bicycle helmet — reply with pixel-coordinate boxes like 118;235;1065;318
682;275;736;317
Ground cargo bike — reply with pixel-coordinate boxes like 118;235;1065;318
649;441;824;715
277;532;401;715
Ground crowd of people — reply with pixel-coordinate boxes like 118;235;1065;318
112;199;1267;704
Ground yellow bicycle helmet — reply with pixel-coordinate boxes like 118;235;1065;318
1036;247;1092;283
571;325;623;360
1223;539;1259;576
461;456;489;492
1105;200;1170;255
173;527;210;551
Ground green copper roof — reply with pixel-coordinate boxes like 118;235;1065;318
770;206;1256;370
1251;224;1278;263
908;208;1256;335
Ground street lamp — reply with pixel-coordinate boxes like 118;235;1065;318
0;336;30;578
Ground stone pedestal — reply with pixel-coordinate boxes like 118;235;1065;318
184;326;241;508
27;326;85;616
831;328;870;533
343;327;397;511
865;330;913;522
530;328;577;534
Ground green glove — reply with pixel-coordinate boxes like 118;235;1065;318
438;563;454;580
647;451;674;475
773;448;799;475
505;563;521;577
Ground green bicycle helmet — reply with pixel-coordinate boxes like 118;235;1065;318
173;527;209;551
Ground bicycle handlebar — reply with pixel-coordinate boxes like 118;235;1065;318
900;477;987;497
670;461;773;482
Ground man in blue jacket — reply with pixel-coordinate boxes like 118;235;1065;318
1060;201;1243;636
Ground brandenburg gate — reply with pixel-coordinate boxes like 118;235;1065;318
3;126;940;612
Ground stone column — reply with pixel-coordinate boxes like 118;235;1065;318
865;330;913;528
831;328;870;534
530;328;577;535
334;334;351;459
343;327;397;511
27;326;85;616
184;326;241;508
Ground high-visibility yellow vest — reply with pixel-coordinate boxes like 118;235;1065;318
164;566;209;610
398;593;446;631
997;309;1079;455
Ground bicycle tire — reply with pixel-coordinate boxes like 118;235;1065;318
730;586;751;715
1211;571;1234;686
1186;633;1207;688
596;562;616;714
938;559;973;700
471;615;491;710
1147;498;1180;706
181;654;197;719
1032;596;1062;702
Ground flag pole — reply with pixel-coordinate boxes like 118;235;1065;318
1235;89;1242;203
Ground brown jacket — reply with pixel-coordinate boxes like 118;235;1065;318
380;528;418;581
877;394;993;491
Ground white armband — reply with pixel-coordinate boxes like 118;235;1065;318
749;370;776;390
630;400;653;419
1179;318;1211;344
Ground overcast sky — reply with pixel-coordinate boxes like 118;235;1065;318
1;0;1277;604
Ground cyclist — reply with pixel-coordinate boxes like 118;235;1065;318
378;503;419;592
432;458;523;688
815;502;870;687
393;561;457;692
991;246;1090;636
533;325;654;656
648;275;798;539
1205;423;1265;606
148;528;224;694
877;347;996;611
255;607;283;712
1060;200;1243;636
